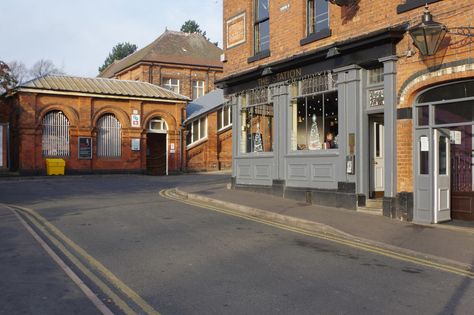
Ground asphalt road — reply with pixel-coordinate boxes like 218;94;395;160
1;174;473;314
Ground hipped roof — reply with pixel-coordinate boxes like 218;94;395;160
99;30;223;78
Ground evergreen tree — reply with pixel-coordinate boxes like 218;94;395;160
99;42;137;73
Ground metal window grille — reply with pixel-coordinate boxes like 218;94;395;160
299;72;337;96
97;114;121;157
247;87;270;106
42;111;70;157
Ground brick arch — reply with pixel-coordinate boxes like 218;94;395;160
398;60;474;108
92;106;130;129
143;110;178;131
36;105;79;128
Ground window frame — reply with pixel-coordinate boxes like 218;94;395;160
300;0;331;46
96;114;122;158
41;110;70;158
192;80;205;99
186;116;208;147
218;105;233;131
397;0;442;14
249;0;270;63
162;77;180;94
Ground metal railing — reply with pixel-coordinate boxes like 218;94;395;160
42;111;70;157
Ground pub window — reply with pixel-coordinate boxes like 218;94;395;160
162;78;180;94
192;80;205;99
254;0;270;54
307;0;329;36
240;89;273;153
218;105;232;131
186;117;207;146
97;114;122;158
42;111;70;157
291;91;338;151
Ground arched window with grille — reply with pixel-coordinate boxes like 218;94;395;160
42;111;70;157
97;114;122;157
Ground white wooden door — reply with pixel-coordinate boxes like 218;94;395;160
434;128;451;223
373;121;385;193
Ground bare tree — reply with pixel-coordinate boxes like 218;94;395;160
8;60;29;86
30;59;64;79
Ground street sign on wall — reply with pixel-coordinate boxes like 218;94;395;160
131;114;141;128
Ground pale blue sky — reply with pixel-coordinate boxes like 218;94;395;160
1;0;223;77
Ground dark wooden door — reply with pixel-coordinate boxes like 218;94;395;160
451;125;474;221
146;133;167;176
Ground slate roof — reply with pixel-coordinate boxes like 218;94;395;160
185;89;228;123
99;30;223;78
17;75;189;101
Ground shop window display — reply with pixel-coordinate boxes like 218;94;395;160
240;104;273;153
291;91;338;151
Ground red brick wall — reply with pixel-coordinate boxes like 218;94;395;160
11;92;186;174
116;63;223;100
185;110;233;171
223;0;474;193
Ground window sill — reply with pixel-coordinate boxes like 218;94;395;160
397;0;441;14
186;137;208;150
217;125;232;134
300;29;331;46
247;50;271;63
286;149;339;158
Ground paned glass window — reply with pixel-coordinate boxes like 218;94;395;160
218;105;232;130
149;118;167;131
368;67;384;85
291;91;338;151
240;103;273;153
162;78;180;94
42;111;70;157
307;0;329;35
186;117;207;146
254;0;270;54
97;114;122;158
192;80;205;99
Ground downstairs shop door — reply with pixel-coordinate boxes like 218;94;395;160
146;133;167;175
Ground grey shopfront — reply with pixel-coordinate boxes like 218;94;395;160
221;28;405;213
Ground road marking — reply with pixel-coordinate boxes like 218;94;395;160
6;204;161;315
8;207;115;315
161;189;474;279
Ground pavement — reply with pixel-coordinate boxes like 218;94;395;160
177;180;474;271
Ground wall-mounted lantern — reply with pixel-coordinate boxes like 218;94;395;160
328;0;356;6
408;6;447;56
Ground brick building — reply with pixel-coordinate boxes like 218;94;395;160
219;0;474;222
185;89;232;171
99;30;224;101
99;30;231;172
2;75;188;175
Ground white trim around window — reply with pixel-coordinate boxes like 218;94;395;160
218;105;232;131
192;80;205;99
162;77;180;94
186;116;208;147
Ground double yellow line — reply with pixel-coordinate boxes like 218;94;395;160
6;204;161;315
161;189;474;279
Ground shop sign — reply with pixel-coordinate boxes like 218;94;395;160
131;139;140;151
170;143;175;154
257;68;302;87
131;114;141;128
450;130;462;145
227;13;246;48
78;137;92;159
